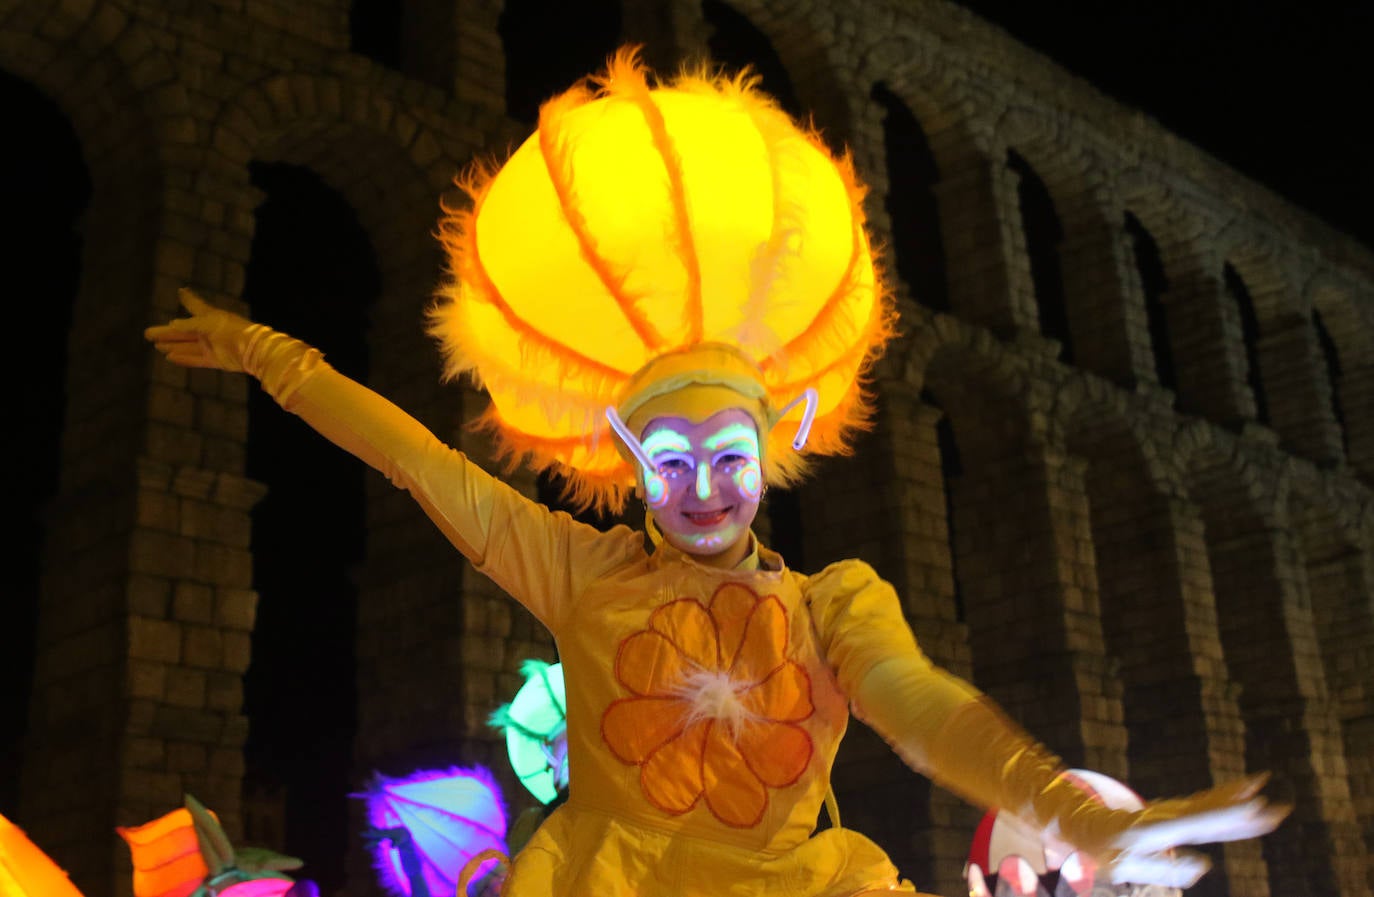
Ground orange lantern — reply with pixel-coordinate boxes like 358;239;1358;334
430;48;894;512
116;808;209;897
0;813;84;897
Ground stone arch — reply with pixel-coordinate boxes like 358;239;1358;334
0;62;90;841
1002;143;1072;360
859;39;1020;336
0;6;202;893
695;0;857;147
236;160;380;893
866;325;1038;894
1222;259;1271;426
1287;476;1374;890
198;72;498;880
1121;210;1177;392
0;6;191;487
1307;273;1374;478
868;82;949;313
1227;241;1348;464
999;108;1156;385
1117;174;1254;423
1058;392;1257;894
1182;438;1358;896
204;72;462;330
919;330;1107;744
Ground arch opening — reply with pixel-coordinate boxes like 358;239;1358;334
1310;308;1348;456
1223;262;1269;426
242;161;379;893
1006;150;1071;361
0;68;90;816
1123;212;1176;391
872;83;949;313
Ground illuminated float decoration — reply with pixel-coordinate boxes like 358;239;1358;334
489;660;568;806
359;767;507;897
429;47;895;513
0;812;83;897
116;796;314;897
3;798;313;897
965;769;1184;897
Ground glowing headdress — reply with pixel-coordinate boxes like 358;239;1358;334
430;48;895;512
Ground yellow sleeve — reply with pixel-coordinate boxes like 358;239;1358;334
807;560;1281;880
249;330;642;634
806;559;1165;864
805;558;982;773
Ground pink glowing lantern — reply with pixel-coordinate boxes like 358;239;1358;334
216;881;298;897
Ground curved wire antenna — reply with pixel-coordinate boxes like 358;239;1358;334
605;405;657;471
778;388;820;450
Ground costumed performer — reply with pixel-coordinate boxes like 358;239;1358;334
145;49;1286;897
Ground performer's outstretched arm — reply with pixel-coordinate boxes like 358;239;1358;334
808;559;1287;887
145;289;640;632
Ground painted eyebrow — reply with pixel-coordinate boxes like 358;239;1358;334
642;429;692;455
703;423;759;453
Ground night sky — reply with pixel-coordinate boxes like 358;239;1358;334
949;0;1374;251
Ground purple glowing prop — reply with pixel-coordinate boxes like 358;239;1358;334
360;767;508;897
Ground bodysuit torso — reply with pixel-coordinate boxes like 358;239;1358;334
268;358;958;896
470;486;916;896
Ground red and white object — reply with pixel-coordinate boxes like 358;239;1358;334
965;769;1183;897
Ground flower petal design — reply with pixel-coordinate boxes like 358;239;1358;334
742;660;813;722
616;629;698;697
739;721;813;788
710;583;758;669
602;697;686;764
702;724;769;828
640;721;710;815
602;582;815;830
648;599;720;670
730;595;789;684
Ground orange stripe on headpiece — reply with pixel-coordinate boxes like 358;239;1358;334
538;76;667;352
600;49;705;344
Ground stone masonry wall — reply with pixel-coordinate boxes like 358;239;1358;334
2;0;1372;894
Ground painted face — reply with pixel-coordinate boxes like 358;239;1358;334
638;409;764;564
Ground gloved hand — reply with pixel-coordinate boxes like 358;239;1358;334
145;288;258;372
145;288;324;404
923;697;1288;887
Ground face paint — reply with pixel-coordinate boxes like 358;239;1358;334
638;410;764;567
701;421;764;502
639;428;690;509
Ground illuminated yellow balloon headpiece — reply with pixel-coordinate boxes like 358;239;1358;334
430;48;895;512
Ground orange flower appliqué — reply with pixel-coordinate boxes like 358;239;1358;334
601;582;814;828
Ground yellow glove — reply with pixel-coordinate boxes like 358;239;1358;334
919;696;1288;887
144;288;640;630
144;288;323;404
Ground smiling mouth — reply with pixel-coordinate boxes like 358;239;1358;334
683;507;733;527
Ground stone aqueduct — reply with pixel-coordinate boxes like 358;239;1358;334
1;0;1372;894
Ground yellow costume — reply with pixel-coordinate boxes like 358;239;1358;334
226;327;942;895
147;49;1282;896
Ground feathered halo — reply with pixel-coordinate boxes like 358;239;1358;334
429;46;896;513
